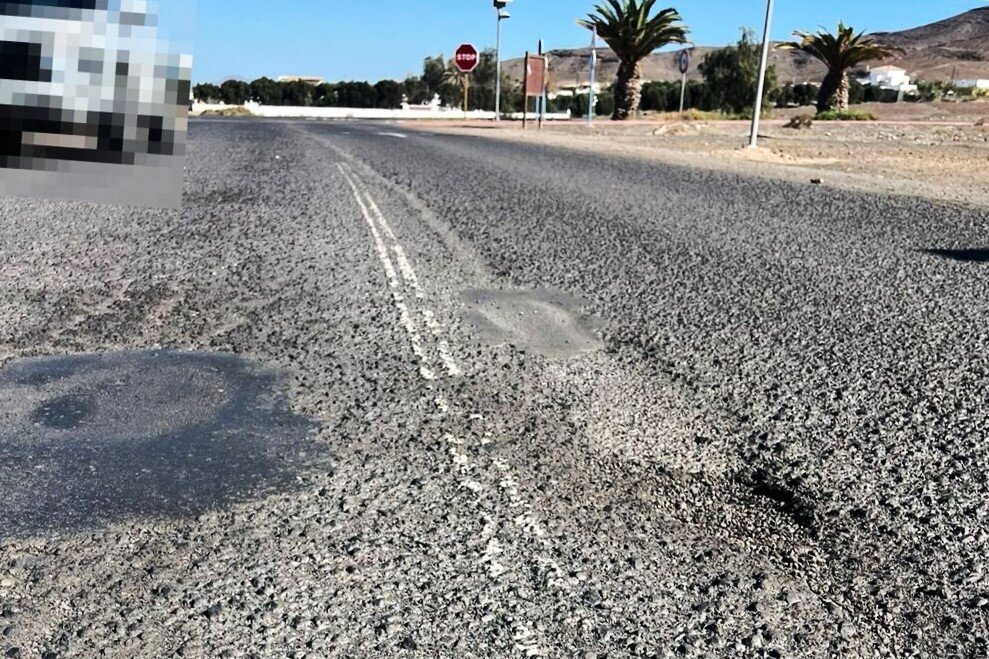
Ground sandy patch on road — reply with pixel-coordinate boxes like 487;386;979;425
406;109;989;210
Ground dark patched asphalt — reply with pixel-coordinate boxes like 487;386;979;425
0;119;986;658
0;350;319;538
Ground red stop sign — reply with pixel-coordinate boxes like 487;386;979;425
454;43;479;74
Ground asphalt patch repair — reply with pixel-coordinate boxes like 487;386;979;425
462;288;604;359
0;350;321;539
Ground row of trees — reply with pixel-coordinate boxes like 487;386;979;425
577;0;902;118
192;29;781;118
194;78;410;109
193;2;905;120
193;49;526;112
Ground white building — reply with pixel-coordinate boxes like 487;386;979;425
555;82;606;98
277;75;324;86
953;79;989;90
865;66;917;92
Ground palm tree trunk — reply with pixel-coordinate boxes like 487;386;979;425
613;61;643;120
817;70;850;113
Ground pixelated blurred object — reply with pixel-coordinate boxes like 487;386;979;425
0;0;193;208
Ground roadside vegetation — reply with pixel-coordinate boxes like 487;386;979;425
192;3;985;121
193;50;526;113
779;23;904;112
815;109;877;121
578;0;688;120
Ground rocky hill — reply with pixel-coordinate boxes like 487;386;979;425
873;6;989;80
505;7;989;90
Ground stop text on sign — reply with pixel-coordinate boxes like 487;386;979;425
454;43;479;74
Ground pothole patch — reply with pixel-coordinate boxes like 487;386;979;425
462;288;603;359
30;393;95;430
0;350;322;539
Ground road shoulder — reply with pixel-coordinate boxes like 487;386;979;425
401;120;989;213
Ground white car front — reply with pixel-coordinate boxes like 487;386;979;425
0;0;190;167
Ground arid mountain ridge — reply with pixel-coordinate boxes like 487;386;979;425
504;7;989;89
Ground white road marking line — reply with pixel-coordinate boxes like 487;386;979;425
435;341;464;378
482;537;508;578
364;194;399;242
339;166;400;289
419;308;443;335
395;299;437;381
462;479;484;494
445;433;472;473
379;132;408;139
419;309;463;378
338;163;436;380
345;166;464;379
391;245;426;299
334;158;552;653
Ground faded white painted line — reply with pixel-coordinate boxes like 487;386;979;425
364;194;399;242
348;171;464;378
395;299;437;380
418;309;462;378
435;341;463;377
445;433;472;474
338;162;436;380
379;131;408;139
335;157;552;655
391;245;425;299
338;165;400;289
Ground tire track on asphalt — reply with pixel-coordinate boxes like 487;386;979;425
336;160;591;656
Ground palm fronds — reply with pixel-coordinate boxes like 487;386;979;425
778;22;903;72
578;0;688;64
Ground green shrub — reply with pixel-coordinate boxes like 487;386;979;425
815;110;876;121
648;109;725;121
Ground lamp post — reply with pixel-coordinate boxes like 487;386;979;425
494;1;512;121
749;0;776;147
587;24;597;127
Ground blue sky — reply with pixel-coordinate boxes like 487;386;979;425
190;1;987;84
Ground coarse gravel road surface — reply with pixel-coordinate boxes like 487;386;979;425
0;119;987;658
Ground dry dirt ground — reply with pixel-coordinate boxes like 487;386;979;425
405;101;989;211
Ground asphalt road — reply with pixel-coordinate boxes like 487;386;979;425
0;119;987;658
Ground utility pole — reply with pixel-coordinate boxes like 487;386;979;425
749;0;776;148
587;25;597;126
494;1;511;121
538;39;546;124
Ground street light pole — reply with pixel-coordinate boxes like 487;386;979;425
494;1;511;121
587;25;597;127
749;0;776;148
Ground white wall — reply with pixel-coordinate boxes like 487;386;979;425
954;79;989;90
192;102;571;121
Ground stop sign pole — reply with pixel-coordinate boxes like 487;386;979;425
455;43;479;118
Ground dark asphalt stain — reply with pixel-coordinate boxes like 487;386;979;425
30;394;94;430
922;248;989;262
0;350;323;539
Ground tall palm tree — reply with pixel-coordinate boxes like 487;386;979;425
779;23;904;113
579;0;688;120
